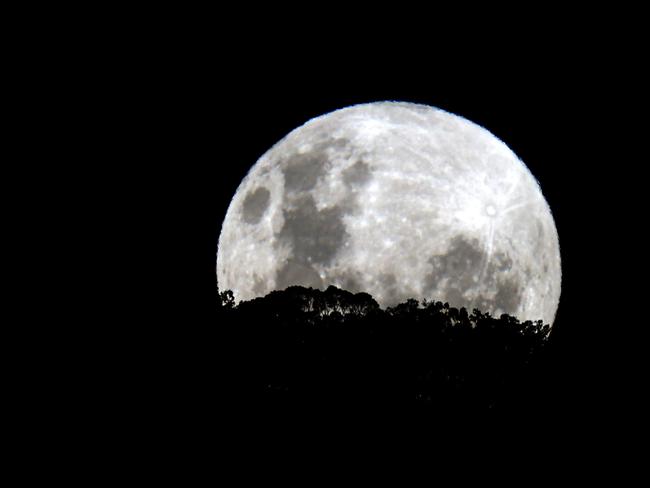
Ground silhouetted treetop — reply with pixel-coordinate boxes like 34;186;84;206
216;283;552;411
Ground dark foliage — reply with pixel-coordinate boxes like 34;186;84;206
216;283;552;414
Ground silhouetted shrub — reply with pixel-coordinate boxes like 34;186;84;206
216;283;552;413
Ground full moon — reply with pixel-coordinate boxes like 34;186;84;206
217;102;561;325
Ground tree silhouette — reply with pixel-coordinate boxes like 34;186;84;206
215;280;554;413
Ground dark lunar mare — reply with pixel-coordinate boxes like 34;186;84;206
241;187;271;224
424;236;522;315
273;139;373;292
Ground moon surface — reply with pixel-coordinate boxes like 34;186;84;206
217;102;561;325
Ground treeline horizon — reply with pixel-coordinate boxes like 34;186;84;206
216;283;556;413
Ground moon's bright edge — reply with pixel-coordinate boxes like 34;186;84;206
218;102;561;325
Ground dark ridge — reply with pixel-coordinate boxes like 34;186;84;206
216;283;553;414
